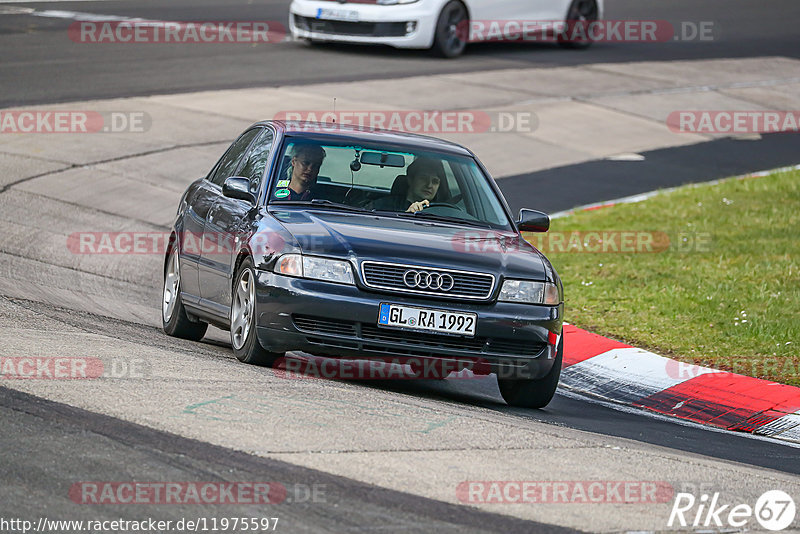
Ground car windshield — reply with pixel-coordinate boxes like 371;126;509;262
269;138;512;229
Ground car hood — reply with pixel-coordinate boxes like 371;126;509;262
267;209;548;281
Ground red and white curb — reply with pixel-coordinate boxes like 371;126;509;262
560;325;800;444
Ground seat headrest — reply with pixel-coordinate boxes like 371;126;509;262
391;175;408;196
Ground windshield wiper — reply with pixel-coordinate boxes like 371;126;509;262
396;211;493;229
270;199;370;213
309;199;372;212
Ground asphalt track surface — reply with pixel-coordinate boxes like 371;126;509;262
1;1;800;532
501;132;800;214
0;0;799;106
1;386;575;534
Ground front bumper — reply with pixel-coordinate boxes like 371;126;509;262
289;0;439;49
255;272;563;380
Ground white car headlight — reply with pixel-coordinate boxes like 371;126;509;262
274;254;354;285
498;280;560;305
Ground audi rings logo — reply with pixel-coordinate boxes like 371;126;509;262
403;270;455;292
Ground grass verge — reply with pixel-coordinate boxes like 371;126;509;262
531;168;799;386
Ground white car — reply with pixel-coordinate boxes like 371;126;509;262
289;0;604;57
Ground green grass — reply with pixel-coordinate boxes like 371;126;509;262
536;169;800;386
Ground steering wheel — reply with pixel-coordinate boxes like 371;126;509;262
420;201;480;222
425;202;464;211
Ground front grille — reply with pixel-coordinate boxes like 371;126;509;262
294;15;408;37
486;338;545;357
361;261;495;300
292;315;546;358
361;325;487;352
294;316;356;337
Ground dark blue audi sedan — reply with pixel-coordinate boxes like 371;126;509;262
163;121;564;408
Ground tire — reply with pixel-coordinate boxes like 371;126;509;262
498;334;563;409
431;1;469;58
558;0;599;49
231;257;283;367
162;247;208;341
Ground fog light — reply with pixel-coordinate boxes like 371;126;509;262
406;21;417;34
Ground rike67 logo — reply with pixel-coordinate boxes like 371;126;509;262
669;490;796;531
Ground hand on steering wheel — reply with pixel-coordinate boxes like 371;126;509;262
406;200;430;213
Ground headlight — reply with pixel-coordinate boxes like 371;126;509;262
498;280;560;305
377;0;420;4
274;254;354;285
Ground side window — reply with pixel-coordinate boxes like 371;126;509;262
239;129;274;194
208;129;260;187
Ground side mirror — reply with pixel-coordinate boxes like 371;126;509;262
518;209;550;232
222;176;255;204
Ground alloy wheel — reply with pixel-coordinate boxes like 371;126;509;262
231;267;255;350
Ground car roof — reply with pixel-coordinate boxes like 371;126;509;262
254;120;474;157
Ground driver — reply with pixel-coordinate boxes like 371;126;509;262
373;157;448;213
280;143;326;201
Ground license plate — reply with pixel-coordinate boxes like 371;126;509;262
378;303;477;337
316;8;359;22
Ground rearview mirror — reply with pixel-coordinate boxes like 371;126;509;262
359;151;406;168
222;176;255;204
518;209;550;232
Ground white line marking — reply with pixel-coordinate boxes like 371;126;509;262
606;153;645;162
32;9;140;22
757;413;800;442
0;6;33;14
550;163;800;218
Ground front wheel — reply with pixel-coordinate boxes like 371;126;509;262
558;0;599;49
231;257;283;367
431;1;469;58
162;247;208;341
498;334;563;409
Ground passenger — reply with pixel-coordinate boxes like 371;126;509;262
279;143;326;201
373;157;449;213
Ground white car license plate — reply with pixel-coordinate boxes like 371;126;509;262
316;8;359;22
378;303;477;337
